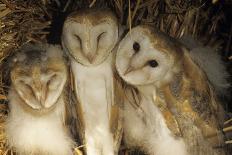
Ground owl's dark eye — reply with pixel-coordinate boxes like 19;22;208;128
97;32;106;42
74;35;82;47
148;60;159;68
133;42;140;53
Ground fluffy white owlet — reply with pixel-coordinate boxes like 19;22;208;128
62;10;123;155
6;44;74;155
116;25;225;155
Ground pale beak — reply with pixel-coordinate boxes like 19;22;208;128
82;37;96;64
35;90;47;108
86;53;95;64
124;65;135;75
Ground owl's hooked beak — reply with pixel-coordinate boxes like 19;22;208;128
34;87;47;108
124;65;135;75
85;53;95;63
32;67;47;108
124;62;147;75
82;35;97;64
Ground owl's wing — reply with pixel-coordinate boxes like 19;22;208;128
185;51;224;146
183;49;225;124
111;71;124;154
64;68;85;150
162;50;225;149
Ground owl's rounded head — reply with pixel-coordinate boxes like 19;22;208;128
62;9;118;66
116;25;183;87
10;44;67;113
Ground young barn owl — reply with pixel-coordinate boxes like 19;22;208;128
115;25;226;155
6;44;74;155
62;10;123;155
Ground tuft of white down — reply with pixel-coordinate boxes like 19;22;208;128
6;89;74;155
71;54;115;155
123;86;189;155
180;36;230;97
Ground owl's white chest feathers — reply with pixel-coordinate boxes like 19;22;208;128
71;55;115;155
123;86;188;155
6;89;73;155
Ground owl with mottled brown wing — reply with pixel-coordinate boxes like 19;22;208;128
62;9;123;155
116;25;226;155
6;44;74;155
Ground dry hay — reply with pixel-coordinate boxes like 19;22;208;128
0;0;231;154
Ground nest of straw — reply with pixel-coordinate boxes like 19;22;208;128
0;0;231;154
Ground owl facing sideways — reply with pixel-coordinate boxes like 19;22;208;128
62;9;123;155
116;25;226;155
6;44;74;155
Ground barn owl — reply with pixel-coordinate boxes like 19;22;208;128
62;10;123;155
115;25;226;155
6;44;74;155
